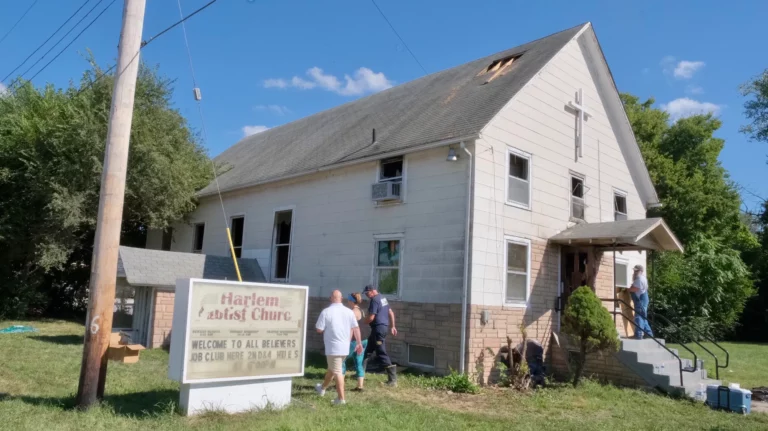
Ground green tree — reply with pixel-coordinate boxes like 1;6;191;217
562;286;619;387
741;69;768;143
0;61;212;318
621;94;757;340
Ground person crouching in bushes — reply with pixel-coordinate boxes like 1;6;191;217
343;292;368;391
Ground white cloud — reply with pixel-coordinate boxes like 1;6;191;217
263;78;288;89
0;82;7;95
242;125;270;137
255;104;290;115
673;60;705;79
685;85;704;95
264;66;393;96
661;98;722;120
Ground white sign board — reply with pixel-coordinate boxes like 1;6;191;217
169;278;308;414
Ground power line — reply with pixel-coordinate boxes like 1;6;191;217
3;0;93;83
0;0;40;47
24;0;113;82
70;0;220;99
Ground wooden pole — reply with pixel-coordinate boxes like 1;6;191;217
76;0;146;409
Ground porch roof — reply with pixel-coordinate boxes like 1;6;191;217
117;246;266;287
548;218;684;252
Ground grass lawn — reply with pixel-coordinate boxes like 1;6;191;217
1;320;767;430
669;341;768;389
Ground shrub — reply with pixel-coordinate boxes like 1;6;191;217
411;370;480;394
562;286;619;386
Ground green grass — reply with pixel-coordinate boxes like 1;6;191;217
1;320;767;430
669;341;768;388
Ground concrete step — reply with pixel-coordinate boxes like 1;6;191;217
620;338;667;352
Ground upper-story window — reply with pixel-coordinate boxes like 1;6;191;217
192;223;205;253
230;216;245;258
507;148;531;209
379;157;403;183
571;175;586;221
614;192;627;221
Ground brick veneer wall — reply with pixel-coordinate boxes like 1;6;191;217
467;240;558;384
150;289;174;348
549;336;647;387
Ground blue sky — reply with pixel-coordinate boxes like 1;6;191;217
1;0;767;209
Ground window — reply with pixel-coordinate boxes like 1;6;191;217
504;237;530;303
192;223;205;253
379;157;403;183
374;238;401;295
230;216;244;258
571;176;585;220
614;193;627;221
408;344;435;368
615;261;628;288
272;210;293;280
161;228;173;251
507;149;531;208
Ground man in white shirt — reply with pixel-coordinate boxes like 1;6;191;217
315;290;363;405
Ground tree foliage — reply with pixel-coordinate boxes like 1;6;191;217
621;94;756;340
741;69;768;143
562;286;619;386
0;61;212;318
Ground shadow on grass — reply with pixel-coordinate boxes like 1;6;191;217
3;390;180;418
29;335;83;345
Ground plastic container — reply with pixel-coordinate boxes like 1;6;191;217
706;384;752;414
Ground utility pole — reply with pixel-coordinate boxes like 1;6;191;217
76;0;146;409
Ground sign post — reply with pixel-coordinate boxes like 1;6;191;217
169;278;308;415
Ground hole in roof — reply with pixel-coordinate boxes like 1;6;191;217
479;53;523;83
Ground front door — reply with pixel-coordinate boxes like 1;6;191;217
560;248;588;309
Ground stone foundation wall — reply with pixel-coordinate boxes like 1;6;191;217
150;289;174;349
306;297;463;374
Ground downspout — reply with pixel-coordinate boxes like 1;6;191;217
459;141;473;374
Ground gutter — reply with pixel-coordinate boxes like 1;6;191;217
459;141;473;374
198;134;480;198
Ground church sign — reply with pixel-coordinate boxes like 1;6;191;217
169;279;308;414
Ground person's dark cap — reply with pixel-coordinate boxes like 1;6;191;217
363;285;375;293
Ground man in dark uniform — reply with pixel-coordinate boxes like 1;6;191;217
362;284;398;386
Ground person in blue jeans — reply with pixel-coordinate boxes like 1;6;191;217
342;293;368;391
628;264;654;339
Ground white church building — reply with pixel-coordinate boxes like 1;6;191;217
121;22;685;386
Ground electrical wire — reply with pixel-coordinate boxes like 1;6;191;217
25;0;116;82
2;0;92;83
175;0;235;274
0;0;40;47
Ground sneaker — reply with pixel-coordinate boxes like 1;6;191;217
332;399;346;406
315;383;326;397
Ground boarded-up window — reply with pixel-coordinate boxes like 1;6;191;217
615;262;628;288
408;344;435;367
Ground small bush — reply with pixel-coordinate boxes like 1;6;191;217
562;286;619;386
411;370;480;394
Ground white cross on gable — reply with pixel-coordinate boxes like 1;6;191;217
568;88;591;159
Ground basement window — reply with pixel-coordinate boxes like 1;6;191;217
408;344;435;368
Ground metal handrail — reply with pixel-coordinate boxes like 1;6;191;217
648;309;730;380
600;297;698;387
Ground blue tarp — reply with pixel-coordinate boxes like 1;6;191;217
0;325;38;334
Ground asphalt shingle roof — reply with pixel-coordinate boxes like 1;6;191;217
548;218;683;252
117;246;265;287
198;24;586;196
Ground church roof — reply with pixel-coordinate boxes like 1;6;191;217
198;23;588;196
117;246;265;287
